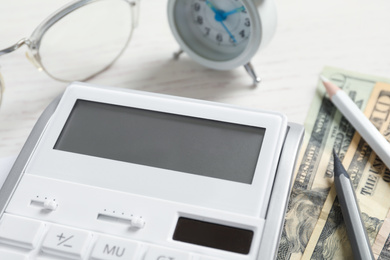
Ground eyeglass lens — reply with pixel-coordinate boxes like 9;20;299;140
37;0;134;82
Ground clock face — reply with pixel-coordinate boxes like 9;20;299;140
173;0;253;62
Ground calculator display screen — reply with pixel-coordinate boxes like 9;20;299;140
54;100;265;184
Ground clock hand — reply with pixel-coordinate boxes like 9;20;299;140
219;20;237;43
205;0;218;14
206;0;229;22
223;6;245;18
205;0;237;43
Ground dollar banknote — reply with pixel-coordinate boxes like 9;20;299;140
301;82;390;259
277;67;390;260
364;87;390;260
373;208;390;259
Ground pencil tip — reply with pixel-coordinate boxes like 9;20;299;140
320;75;330;83
333;150;349;179
320;75;340;98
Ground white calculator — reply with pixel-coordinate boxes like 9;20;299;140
0;82;304;260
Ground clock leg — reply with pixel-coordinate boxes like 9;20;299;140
173;49;184;60
244;62;261;85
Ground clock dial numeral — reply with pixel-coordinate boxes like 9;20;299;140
244;18;250;27
204;27;211;36
196;15;203;25
216;33;223;42
239;30;245;38
194;3;200;11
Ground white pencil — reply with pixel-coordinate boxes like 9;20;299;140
321;75;390;170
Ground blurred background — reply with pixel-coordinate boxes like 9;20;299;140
0;0;390;157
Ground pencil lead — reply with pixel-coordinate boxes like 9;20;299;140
320;75;330;83
320;75;339;98
333;149;349;179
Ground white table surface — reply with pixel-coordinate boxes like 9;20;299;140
0;0;390;157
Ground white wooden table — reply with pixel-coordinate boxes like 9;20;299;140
1;0;390;157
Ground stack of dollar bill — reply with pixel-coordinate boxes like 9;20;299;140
277;67;390;260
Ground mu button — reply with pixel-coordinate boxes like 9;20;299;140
91;235;138;260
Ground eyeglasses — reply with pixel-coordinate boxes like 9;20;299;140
0;0;139;106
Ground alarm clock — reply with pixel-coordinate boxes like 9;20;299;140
167;0;277;84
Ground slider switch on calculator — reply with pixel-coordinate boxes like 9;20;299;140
30;198;58;211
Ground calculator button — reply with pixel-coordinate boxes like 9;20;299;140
0;249;27;260
0;214;44;249
41;225;91;259
91;235;138;260
143;246;189;260
198;257;223;260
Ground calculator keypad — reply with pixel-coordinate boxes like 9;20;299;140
0;213;225;260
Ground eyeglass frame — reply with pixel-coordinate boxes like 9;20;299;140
0;0;140;105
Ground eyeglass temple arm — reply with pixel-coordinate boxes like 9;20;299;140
0;38;29;56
